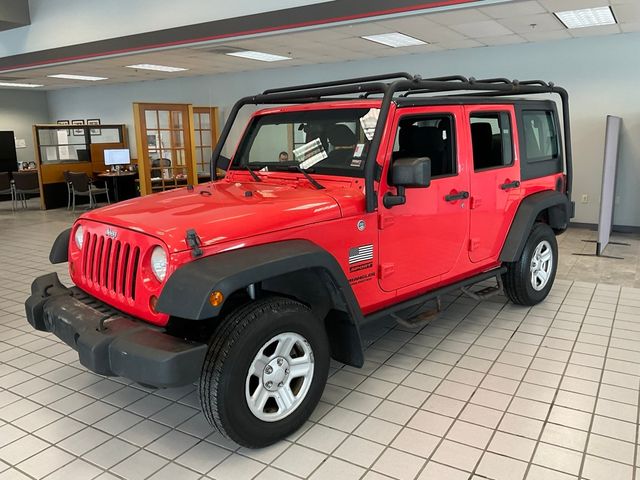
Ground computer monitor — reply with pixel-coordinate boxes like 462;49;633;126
104;149;131;166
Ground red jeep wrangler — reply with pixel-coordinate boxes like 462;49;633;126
26;73;574;447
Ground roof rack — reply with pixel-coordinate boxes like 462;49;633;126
212;73;572;212
261;72;413;95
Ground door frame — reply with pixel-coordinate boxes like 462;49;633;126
133;102;197;196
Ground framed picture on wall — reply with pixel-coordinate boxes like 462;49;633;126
71;119;85;136
87;118;101;136
56;120;71;136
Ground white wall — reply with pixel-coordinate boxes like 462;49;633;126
0;89;49;165
46;32;640;226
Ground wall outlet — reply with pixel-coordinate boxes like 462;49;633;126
581;194;588;204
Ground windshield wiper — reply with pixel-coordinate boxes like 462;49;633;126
291;165;324;190
243;165;262;182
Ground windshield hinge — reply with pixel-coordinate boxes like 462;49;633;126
185;229;203;258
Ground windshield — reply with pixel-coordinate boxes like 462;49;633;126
230;108;379;177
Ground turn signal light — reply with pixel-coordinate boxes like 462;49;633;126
209;291;224;307
149;295;158;313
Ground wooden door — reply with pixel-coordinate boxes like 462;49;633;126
193;107;220;178
133;103;197;195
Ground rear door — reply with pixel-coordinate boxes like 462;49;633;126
466;105;521;263
378;106;470;292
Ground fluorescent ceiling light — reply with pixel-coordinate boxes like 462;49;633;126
0;82;43;88
225;51;291;62
47;74;108;81
555;6;616;29
126;64;188;72
361;32;427;48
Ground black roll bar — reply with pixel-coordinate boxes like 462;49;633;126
210;73;573;208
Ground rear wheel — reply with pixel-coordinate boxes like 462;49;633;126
502;223;558;306
199;296;329;448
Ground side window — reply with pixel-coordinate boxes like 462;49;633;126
470;112;513;171
522;110;558;163
392;115;456;178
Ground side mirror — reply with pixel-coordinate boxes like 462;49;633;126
384;157;431;208
390;156;431;188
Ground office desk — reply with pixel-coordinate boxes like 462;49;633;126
97;171;138;202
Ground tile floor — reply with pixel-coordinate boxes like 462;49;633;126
1;202;640;480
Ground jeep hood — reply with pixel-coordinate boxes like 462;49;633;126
80;181;347;252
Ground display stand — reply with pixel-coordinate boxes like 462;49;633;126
573;115;628;259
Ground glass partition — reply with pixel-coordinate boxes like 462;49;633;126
35;125;124;164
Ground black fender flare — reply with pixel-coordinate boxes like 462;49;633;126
156;239;364;366
500;190;573;262
50;228;71;264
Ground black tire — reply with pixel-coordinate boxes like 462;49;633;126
502;223;558;306
199;296;329;448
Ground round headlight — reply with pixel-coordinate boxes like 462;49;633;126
74;225;84;249
150;246;168;282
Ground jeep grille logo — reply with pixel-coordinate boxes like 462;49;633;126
105;228;118;239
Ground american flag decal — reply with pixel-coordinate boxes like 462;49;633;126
349;244;374;264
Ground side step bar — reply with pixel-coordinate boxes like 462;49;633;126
391;297;442;330
461;275;504;301
363;267;507;326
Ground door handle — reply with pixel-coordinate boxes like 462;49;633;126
444;191;469;202
500;180;520;190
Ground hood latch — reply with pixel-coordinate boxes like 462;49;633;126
185;229;203;258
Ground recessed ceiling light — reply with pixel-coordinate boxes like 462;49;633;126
225;51;292;62
125;64;189;72
555;6;616;29
361;32;427;48
0;82;43;88
47;74;108;81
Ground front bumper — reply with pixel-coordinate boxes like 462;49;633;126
25;273;207;388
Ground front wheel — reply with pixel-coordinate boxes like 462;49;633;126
199;296;329;448
502;223;558;306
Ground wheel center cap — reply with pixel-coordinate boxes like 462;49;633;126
263;357;290;391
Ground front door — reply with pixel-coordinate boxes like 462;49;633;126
378;106;470;292
466;105;521;263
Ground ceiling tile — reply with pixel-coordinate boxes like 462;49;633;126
450;19;514;37
407;25;468;43
426;8;491;26
520;29;572;41
480;1;546;19
328;22;392;37
620;21;640;32
376;15;441;32
437;38;485;50
498;13;565;33
537;0;612;12
396;43;445;54
612;3;640;23
480;33;527;45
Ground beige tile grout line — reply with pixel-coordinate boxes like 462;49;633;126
358;289;546;479
519;282;603;479
575;285;625;478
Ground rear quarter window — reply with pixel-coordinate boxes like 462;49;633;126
517;106;563;181
522;111;559;163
